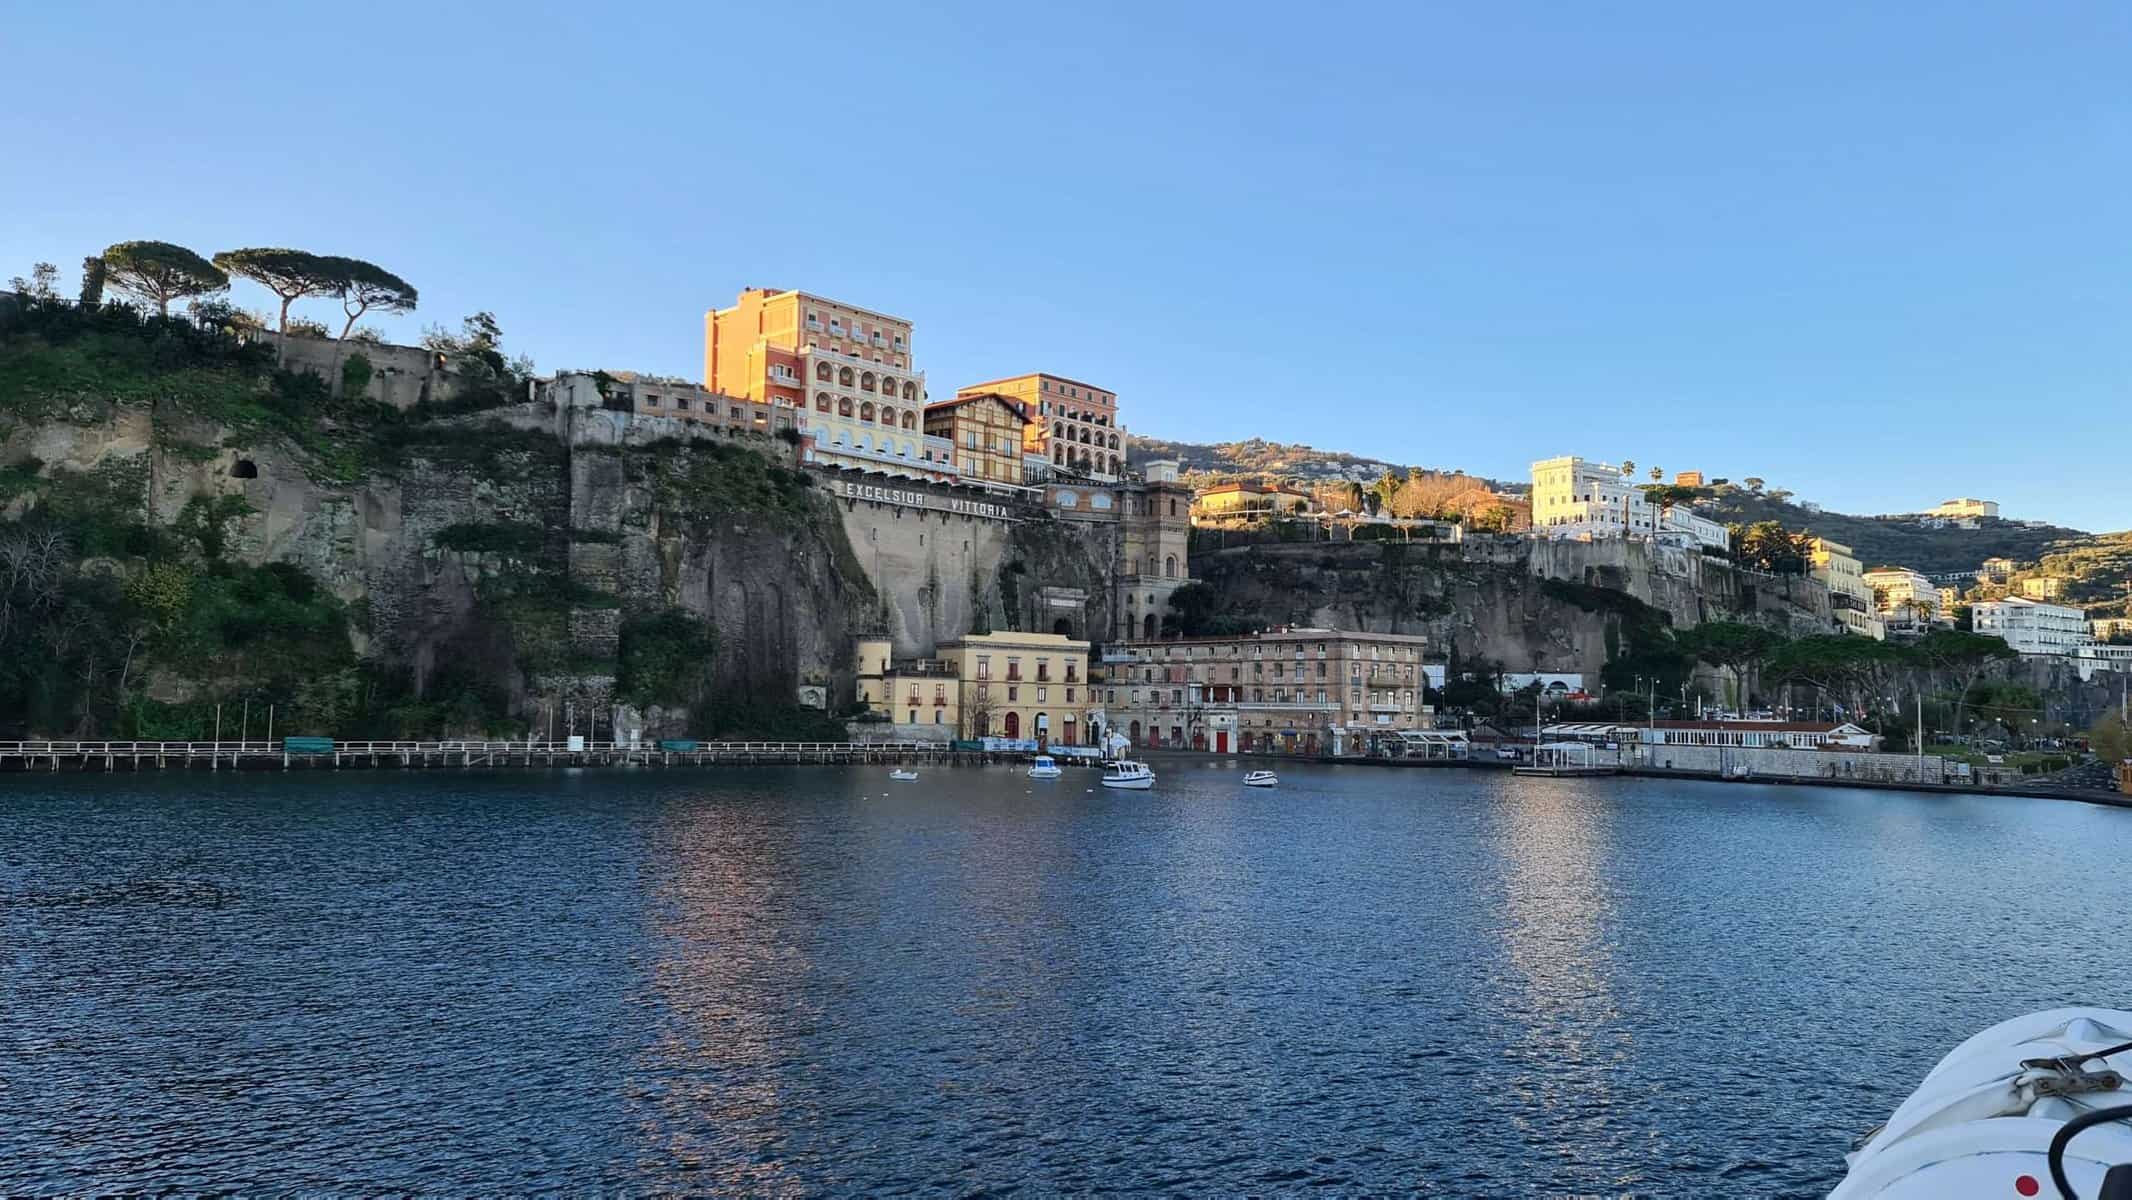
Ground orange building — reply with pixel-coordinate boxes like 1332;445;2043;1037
923;393;1029;490
705;288;940;477
955;373;1124;481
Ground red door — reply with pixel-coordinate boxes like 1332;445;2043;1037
1214;731;1229;753
1004;711;1020;739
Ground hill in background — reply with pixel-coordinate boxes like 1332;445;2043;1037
1130;435;2127;608
1690;486;2091;575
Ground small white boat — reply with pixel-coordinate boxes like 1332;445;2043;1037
1243;770;1278;787
1027;755;1062;779
1100;760;1154;790
1831;1007;2132;1198
888;768;919;781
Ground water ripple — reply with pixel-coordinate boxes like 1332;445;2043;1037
5;763;2131;1194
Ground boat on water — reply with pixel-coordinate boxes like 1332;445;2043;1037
1027;755;1062;779
1243;770;1278;788
1100;760;1154;790
1831;1007;2132;1198
888;768;919;781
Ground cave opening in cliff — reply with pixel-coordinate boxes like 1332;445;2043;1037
231;459;259;479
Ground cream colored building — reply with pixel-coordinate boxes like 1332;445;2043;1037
856;631;1095;745
1864;566;1940;634
1105;627;1431;756
1931;497;1999;520
1810;537;1885;639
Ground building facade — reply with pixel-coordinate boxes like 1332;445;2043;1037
547;372;802;442
955;373;1125;481
1531;457;1656;538
1931;498;1999;520
2020;576;2070;600
1192;480;1312;523
1104;627;1432;755
923;393;1030;490
705;288;942;479
1863;566;1940;634
1972;598;2094;656
1810;537;1886;639
856;631;1096;744
1530;455;1726;549
1117;462;1194;641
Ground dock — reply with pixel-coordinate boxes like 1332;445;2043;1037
0;739;974;773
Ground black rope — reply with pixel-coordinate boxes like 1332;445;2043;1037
2048;1102;2132;1200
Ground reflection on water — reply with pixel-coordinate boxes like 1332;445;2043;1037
9;767;2132;1195
627;783;825;1191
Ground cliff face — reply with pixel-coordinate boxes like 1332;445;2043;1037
0;364;871;738
1184;536;1835;681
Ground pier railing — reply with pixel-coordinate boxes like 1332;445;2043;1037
0;738;961;772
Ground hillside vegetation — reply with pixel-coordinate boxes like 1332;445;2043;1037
1688;486;2105;576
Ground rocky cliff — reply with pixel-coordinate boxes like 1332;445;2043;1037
0;303;872;739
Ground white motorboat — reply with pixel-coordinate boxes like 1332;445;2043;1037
1100;760;1154;790
1027;755;1062;779
1243;770;1278;787
1830;1007;2132;1198
888;768;918;781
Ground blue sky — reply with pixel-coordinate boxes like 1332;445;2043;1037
7;3;2128;530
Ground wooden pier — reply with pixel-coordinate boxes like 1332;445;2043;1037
0;739;969;773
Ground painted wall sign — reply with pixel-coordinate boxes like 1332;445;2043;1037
840;480;1018;521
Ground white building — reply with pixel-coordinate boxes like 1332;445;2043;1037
1863;566;1940;634
1530;456;1727;550
1931;498;1999;520
1972;597;2093;657
2072;643;2132;682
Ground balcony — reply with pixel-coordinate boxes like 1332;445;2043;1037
1240;701;1339;712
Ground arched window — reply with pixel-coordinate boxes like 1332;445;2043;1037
860;401;875;422
1054;445;1065;464
1053;421;1063;439
860;372;876;392
902;382;916;400
839;397;853;417
1079;427;1091;443
815;362;832;381
901;411;916;430
1109;433;1119;449
839;367;854;386
1110;454;1121;474
1164;555;1176;578
880;376;896;394
816;392;832;412
1143;613;1157;639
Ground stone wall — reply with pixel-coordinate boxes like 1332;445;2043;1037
261;331;466;410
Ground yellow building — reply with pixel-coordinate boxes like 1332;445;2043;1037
855;631;1094;744
1193;480;1312;523
923;393;1028;490
955;372;1124;480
